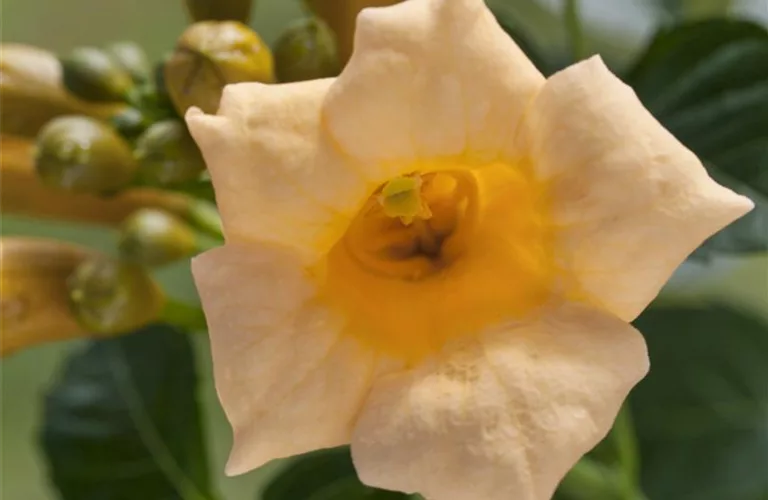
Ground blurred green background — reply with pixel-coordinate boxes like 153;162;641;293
2;0;767;499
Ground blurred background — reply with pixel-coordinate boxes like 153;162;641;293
2;0;767;499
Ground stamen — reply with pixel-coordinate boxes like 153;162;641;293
378;175;432;223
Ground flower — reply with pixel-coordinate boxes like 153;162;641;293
186;0;753;498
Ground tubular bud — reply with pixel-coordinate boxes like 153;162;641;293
1;238;94;356
303;0;403;63
34;115;137;193
67;256;165;335
119;208;198;267
134;119;206;185
61;47;134;102
184;0;253;23
164;21;274;115
0;44;122;137
105;41;151;84
273;17;340;83
109;107;149;140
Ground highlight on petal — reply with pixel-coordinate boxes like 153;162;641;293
519;56;754;322
350;303;648;500
185;79;369;261
323;0;545;178
192;244;380;475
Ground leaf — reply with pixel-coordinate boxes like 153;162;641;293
40;324;214;500
491;8;556;75
631;305;768;500
625;19;768;255
263;446;417;500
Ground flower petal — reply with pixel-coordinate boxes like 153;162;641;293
192;244;379;475
351;303;648;500
186;79;369;261
520;56;754;321
324;0;544;178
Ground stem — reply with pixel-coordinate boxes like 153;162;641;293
613;404;643;499
184;200;223;241
161;299;208;332
564;0;588;61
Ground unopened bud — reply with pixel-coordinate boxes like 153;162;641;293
67;257;164;335
274;18;340;83
106;41;151;84
109;107;149;140
303;0;402;63
1;238;94;356
0;44;122;137
119;209;198;267
34;115;137;193
164;21;274;115
134;120;205;185
61;47;134;102
185;0;253;23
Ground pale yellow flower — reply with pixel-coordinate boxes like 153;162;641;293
186;0;753;498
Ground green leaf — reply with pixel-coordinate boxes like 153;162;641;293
491;8;558;75
263;446;417;500
631;305;768;500
40;324;214;500
626;19;768;255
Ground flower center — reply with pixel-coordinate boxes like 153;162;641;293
318;161;560;363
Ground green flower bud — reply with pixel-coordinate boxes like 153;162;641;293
0;44;122;137
134;120;205;185
61;47;134;102
274;17;340;83
105;41;151;84
109;107;149;140
118;209;198;267
67;256;164;335
34;115;137;193
185;0;253;23
164;21;274;115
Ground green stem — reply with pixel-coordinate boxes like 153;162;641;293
161;299;208;332
184;200;223;241
564;0;588;61
614;404;641;496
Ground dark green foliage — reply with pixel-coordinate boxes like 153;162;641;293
40;324;214;500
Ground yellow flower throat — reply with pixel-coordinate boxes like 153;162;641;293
320;162;560;363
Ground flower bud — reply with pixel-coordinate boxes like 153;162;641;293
134;120;205;185
1;238;94;356
105;41;150;84
303;0;402;63
34;115;137;193
67;256;165;335
60;47;134;102
109;107;149;140
164;21;274;115
274;17;340;83
118;209;198;267
185;0;253;23
0;44;122;137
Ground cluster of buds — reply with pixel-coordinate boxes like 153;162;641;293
0;0;399;357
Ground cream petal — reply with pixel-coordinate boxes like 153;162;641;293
186;79;369;261
192;244;379;475
519;56;754;322
351;302;648;500
324;0;545;180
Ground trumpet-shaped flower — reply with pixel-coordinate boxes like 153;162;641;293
186;0;753;498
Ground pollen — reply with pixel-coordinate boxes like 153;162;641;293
317;161;563;363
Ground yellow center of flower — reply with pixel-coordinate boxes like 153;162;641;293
319;161;561;363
